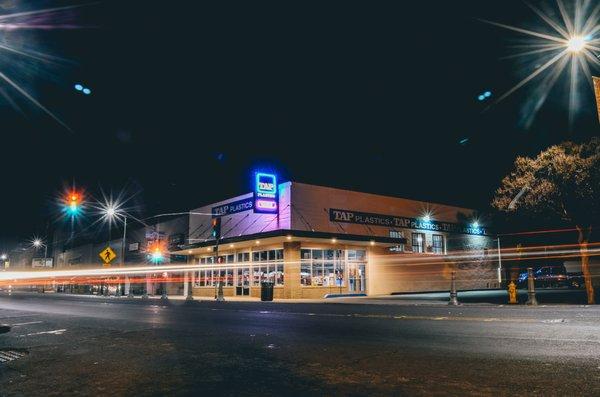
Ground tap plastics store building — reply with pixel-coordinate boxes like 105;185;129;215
173;175;498;299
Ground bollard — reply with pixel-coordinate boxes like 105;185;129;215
525;267;538;305
186;273;194;301
448;271;459;306
142;273;149;299
216;281;225;302
126;276;134;299
161;282;168;301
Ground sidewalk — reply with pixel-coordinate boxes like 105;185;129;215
7;288;591;306
13;291;327;304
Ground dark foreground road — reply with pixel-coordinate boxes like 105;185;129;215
1;293;600;396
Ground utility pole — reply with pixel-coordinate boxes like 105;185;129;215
497;236;503;288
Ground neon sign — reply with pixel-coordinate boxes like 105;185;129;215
254;172;278;214
255;173;277;196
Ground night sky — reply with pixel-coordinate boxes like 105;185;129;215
1;0;599;246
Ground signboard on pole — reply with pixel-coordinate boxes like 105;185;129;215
99;246;117;266
32;258;53;268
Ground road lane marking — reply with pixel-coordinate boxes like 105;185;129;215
223;307;563;324
18;329;67;337
10;321;43;326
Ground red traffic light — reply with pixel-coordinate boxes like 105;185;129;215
64;189;83;215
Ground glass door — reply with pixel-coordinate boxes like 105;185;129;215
348;263;366;293
236;267;250;296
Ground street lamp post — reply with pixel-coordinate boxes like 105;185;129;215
33;238;48;259
32;238;48;293
121;216;134;298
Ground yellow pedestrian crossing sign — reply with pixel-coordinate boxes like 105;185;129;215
99;246;117;264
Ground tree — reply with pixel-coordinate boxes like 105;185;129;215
492;138;600;304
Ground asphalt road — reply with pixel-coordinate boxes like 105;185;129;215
1;293;600;396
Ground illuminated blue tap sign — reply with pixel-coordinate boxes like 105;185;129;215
254;172;278;214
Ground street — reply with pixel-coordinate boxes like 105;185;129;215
1;293;600;396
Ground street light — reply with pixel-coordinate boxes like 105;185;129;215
32;237;48;258
98;200;132;297
566;36;588;53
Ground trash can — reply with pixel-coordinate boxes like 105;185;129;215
260;282;274;301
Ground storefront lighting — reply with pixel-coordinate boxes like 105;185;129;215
229;244;234;248
187;250;192;254
472;221;479;229
286;235;292;240
206;247;211;252
331;238;337;244
255;240;260;245
370;240;375;246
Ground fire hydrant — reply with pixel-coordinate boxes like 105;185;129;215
508;281;517;304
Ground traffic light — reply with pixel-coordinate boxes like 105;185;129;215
65;190;82;216
211;217;221;240
148;240;165;264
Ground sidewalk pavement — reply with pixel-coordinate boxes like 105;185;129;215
6;288;590;306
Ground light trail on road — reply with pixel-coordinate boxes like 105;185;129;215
1;241;598;286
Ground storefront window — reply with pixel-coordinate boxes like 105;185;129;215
194;249;285;288
301;249;311;260
237;252;250;262
412;233;425;253
253;268;261;286
323;262;335;286
301;249;348;287
207;269;215;286
275;264;284;286
432;235;444;254
236;268;243;287
260;265;268;282
275;250;284;260
198;270;205;286
301;262;311;285
312;262;324;286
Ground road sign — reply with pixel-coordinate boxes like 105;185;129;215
99;246;117;264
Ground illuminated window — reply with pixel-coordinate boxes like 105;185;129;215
412;233;425;253
237;252;250;262
432;235;444;254
301;249;349;287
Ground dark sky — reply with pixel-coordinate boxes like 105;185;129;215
1;0;599;246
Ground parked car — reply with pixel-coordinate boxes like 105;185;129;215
517;266;571;288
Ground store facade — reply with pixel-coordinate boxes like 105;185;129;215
173;178;498;299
